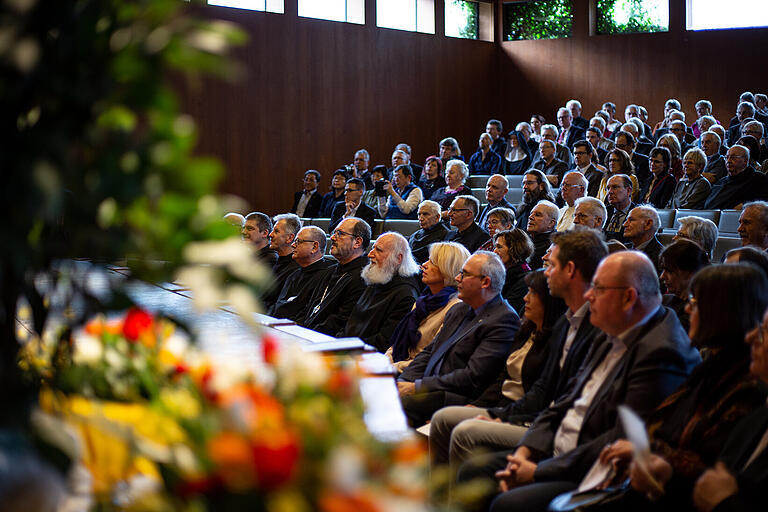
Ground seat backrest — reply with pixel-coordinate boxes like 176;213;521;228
713;236;742;262
310;217;331;233
673;209;721;229
468;175;490;188
471;188;487;205
506;188;524;205
372;219;385;238
718;209;741;235
382;219;421;238
657;209;676;229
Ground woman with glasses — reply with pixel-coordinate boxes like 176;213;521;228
643;146;677;209
657;133;683;181
385;242;470;373
493;228;534;315
591;263;768;512
479;207;516;251
597;148;640;202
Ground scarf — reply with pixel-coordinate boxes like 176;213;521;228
389;286;457;362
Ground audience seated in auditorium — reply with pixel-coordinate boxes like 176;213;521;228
557;171;588;231
477;174;515;233
623;205;663;273
435;228;605;476
621;119;654;157
493;227;533;315
352;149;371;186
659;239;710;331
704;145;768;209
481;251;700;512
534;139;568;187
589;116;614;152
504;129;534;175
742;121;768;163
377;165;423;220
669;119;694;160
571;140;603;198
440;137;464;166
302;217;370;335
724;246;768;275
592;264;767;512
657;133;684;182
526;201;559;270
329;177;376;232
291;169;323;218
516;170;556;229
410;200;450;264
737;201;768;250
567;99;588;131
643;147;677;208
385;242;469;373
668;148;711;209
268;225;334;322
701;131;727;183
242;212;277;266
318;169;347;218
728;101;758;146
516;122;539;155
388;148;409;180
486;119;507;157
625;104;654;143
673;215;719;259
533;124;573;169
479;206;515;252
652;98;682;139
446;195;490;254
397;251;520;427
727;92;768;128
361;165;386;211
418;156;446;201
341;232;420;351
432;159;473;219
469;133;503;176
756;92;768;117
604;174;636;243
556;107;585;151
710;124;729;154
599;148;640;202
262;213;302;311
396;143;423;183
614;131;651;197
573;196;607;231
585;126;609;165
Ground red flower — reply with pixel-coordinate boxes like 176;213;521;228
262;335;279;365
122;307;153;342
250;434;300;490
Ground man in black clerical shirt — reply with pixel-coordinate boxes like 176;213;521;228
704;144;768;209
242;212;277;267
409;200;449;264
268;226;334;322
477;174;515;232
262;213;301;311
302;217;370;335
445;196;490;254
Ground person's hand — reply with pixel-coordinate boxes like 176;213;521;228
383;180;394;195
693;462;739;512
629;453;672;498
396;381;415;397
495;453;536;491
599;439;634;465
345;201;356;215
475;415;502;423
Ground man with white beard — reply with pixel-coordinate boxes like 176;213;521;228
340;232;421;352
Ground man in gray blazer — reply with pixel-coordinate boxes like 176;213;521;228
397;251;520;428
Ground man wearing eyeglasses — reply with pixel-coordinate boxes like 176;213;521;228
491;251;699;511
397;251;519;428
302;218;370;335
329;178;376;233
556;172;587;232
704;145;768;210
446;196;490;254
268;226;334;321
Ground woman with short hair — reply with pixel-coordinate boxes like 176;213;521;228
493;228;534;315
667;148;711;209
430;159;473;220
644;146;677;209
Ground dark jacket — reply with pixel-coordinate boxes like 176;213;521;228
319;190;345;218
561;126;586;151
704;167;768;209
268;256;335;322
291;190;322;218
302;255;367;335
521;306;700;483
341;273;421;352
256;245;278;267
534;158;569;187
604;202;636;244
667;176;711;209
703;153;727;182
631;235;664;274
445;222;491;254
631;152;653;198
409;223;450;264
418;175;447;201
468;149;503;176
261;254;300;311
501;262;530;315
529;231;553;270
329;201;377;232
580;164;604;198
644;172;677;209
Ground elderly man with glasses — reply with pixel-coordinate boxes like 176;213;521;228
446;195;491;253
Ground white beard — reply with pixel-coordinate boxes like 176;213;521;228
361;260;396;285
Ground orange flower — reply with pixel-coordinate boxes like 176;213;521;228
84;316;122;337
250;431;300;490
122;307;154;343
207;431;257;490
391;437;428;464
318;491;380;512
327;367;354;400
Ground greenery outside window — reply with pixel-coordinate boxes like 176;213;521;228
596;0;668;34
445;0;479;39
208;0;284;13
502;0;573;41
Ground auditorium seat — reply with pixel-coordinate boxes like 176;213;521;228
718;209;741;235
673;209;721;229
468;175;490;188
658;231;676;247
506;188;524;204
309;218;331;232
657;209;676;230
372;219;385;238
713;236;741;262
506;176;525;189
383;219;420;237
471;188;487;206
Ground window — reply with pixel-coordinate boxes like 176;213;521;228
687;0;768;30
445;0;479;39
377;0;435;34
596;0;668;34
298;0;364;24
502;0;572;41
208;0;284;13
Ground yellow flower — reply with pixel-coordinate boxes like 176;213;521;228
159;387;201;419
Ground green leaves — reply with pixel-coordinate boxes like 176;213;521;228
503;0;573;41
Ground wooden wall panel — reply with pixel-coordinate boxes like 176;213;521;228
179;6;497;216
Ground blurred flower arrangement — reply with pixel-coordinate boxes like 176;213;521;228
20;308;429;511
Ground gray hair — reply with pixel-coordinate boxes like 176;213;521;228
300;225;328;253
558;106;571;118
446;159;469;182
738;101;756;116
429;242;471;287
541;124;559;136
515;121;532;134
701;130;721;149
567;99;582;110
665;98;682;110
731;143;750;161
487;207;516;228
683;147;707;170
632;204;661;233
590;116;606;131
621;122;639;137
629;117;644;133
563;170;588;189
744;120;764;138
695;99;712;111
418;199;441;218
454;194;481;217
355;148;370;160
473;251;507;293
535;199;560;224
381;231;420;277
273;213;302;235
575;196;608;228
669;110;686;122
744;201;768;230
657;133;682;159
396;143;412;155
678;216;718;255
440;137;462;156
699;115;717;131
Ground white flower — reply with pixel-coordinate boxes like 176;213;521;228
72;333;103;365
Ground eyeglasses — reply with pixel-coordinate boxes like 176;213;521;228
449;207;471;213
590;282;629;294
562;184;585;190
331;229;356;238
458;269;486;280
344;188;361;193
292;238;316;246
573;151;588;156
522;180;538;186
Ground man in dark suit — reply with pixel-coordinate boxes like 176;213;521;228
604;174;636;244
704;144;768;209
701;131;727;183
329;178;376;232
410;200;449;264
242;212;277;266
526;201;558;270
432;227;608;468
567;99;589;131
487;119;508;157
446;195;490;253
397;251;520;427
489;251;699;512
477;174;515;232
291;169;323;218
623;205;663;274
557;107;586;151
571;140;604;197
